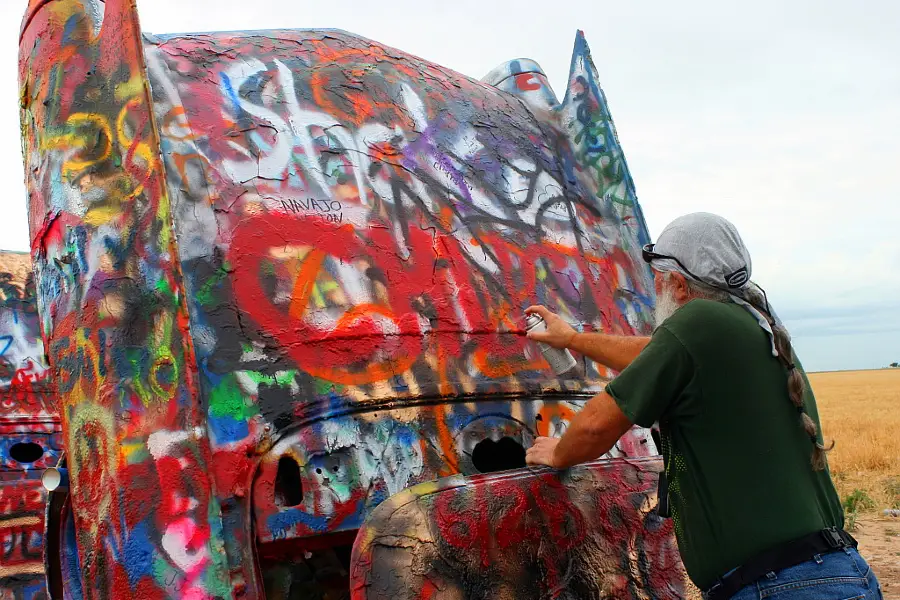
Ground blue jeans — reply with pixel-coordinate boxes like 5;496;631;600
715;548;883;599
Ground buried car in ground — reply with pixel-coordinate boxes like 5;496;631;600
18;0;685;597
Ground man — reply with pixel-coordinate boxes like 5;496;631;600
525;213;883;599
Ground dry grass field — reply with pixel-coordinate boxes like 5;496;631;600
810;369;900;511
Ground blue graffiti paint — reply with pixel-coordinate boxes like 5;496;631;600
122;520;155;586
0;335;12;357
208;414;249;445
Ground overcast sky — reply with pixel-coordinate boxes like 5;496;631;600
2;1;897;371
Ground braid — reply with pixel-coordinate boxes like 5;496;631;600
744;287;833;470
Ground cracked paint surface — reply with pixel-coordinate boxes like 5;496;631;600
20;0;678;597
350;458;686;599
20;1;229;598
144;25;659;546
252;401;655;544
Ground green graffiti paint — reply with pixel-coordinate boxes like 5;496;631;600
209;374;258;421
195;263;231;306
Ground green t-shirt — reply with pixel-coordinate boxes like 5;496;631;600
605;299;843;590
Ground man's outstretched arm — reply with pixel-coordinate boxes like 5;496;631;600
525;391;633;469
568;332;650;373
525;305;650;372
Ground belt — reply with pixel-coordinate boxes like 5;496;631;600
704;527;858;600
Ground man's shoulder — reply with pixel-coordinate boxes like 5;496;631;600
660;299;753;342
665;298;741;325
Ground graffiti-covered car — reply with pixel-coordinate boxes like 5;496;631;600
0;252;60;600
19;0;686;598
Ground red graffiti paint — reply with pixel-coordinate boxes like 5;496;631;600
231;214;424;385
515;73;542;91
230;211;638;386
352;458;686;599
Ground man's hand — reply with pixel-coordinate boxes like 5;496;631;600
525;305;577;349
525;436;561;468
526;392;633;470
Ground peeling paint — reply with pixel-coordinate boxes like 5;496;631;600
351;459;686;599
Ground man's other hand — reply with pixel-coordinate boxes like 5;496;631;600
525;436;561;468
525;305;577;349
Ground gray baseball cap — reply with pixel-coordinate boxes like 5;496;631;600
643;212;752;290
643;212;790;356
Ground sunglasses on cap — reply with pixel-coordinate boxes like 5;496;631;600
641;243;704;282
642;243;756;296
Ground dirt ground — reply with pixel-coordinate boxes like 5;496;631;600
0;251;32;286
856;513;900;598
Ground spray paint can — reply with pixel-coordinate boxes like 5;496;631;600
524;314;579;376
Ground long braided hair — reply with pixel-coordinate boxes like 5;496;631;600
684;278;834;471
741;285;833;470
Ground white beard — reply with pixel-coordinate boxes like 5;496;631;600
653;284;682;329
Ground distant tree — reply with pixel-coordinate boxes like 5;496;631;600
890;362;899;368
